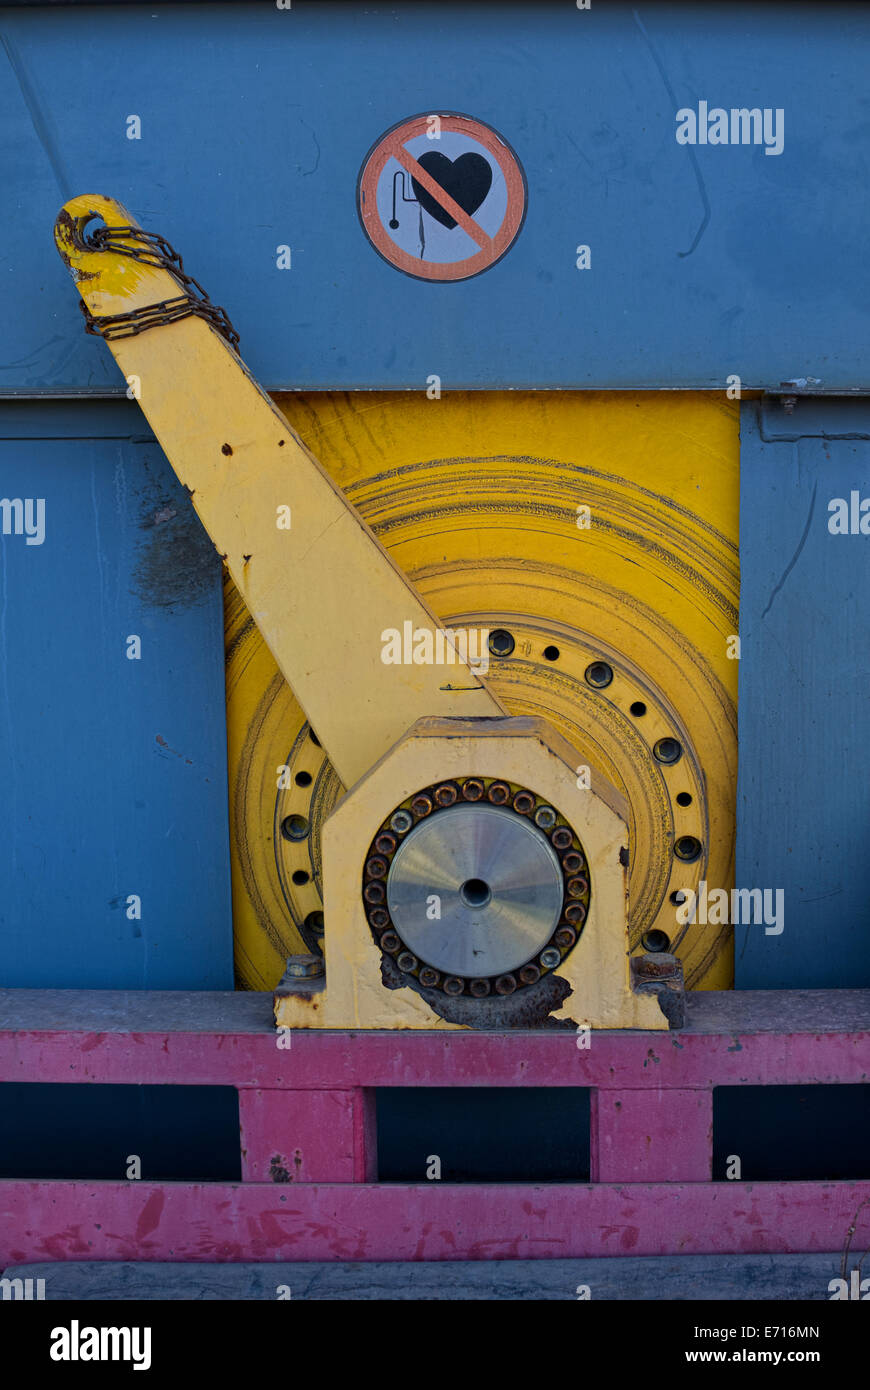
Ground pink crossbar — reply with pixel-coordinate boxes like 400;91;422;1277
2;1180;870;1264
1;988;868;1263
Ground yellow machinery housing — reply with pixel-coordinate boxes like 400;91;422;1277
56;196;739;1031
231;391;739;999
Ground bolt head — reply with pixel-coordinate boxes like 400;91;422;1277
285;954;324;979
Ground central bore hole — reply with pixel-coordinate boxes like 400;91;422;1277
460;877;492;909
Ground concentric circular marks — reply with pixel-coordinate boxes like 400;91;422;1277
388;803;562;977
357;112;527;281
362;779;591;998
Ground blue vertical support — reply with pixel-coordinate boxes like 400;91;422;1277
0;403;233;988
737;398;870;987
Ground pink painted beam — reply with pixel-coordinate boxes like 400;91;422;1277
239;1089;375;1183
592;1089;713;1182
2;1180;869;1265
1;1027;869;1090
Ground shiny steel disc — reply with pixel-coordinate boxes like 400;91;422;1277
385;803;564;977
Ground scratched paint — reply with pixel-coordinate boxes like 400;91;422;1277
2;1178;869;1265
131;457;220;610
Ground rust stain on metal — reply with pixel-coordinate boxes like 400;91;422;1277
634;954;680;980
380;952;576;1029
269;1155;292;1183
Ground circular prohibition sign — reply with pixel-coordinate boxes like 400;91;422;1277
357;111;527;282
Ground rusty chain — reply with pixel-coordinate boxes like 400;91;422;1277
78;224;240;351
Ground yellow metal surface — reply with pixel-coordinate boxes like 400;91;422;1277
233;390;739;993
54;195;739;1011
55;195;502;796
274;717;667;1032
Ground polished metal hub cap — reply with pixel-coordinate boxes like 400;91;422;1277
362;778;591;998
387;803;564;977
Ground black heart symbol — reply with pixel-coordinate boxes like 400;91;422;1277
412;151;493;230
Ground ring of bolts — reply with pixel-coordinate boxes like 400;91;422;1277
362;778;592;998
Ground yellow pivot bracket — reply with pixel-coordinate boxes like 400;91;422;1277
55;196;504;789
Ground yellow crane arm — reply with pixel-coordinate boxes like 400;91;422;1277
55;195;504;789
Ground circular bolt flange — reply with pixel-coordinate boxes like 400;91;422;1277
674;835;702;863
364;779;591;1001
387;803;562;978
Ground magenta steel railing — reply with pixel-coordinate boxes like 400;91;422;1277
0;988;868;1263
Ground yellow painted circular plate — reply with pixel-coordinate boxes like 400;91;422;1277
226;392;738;991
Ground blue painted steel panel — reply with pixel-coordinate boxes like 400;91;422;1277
736;398;870;988
0;403;234;988
0;1;867;392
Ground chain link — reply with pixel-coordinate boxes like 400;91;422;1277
78;224;240;351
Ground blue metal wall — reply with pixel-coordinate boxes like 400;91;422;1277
737;398;870;988
0;0;867;392
0;403;234;988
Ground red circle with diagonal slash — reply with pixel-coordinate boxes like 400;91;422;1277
357;112;527;282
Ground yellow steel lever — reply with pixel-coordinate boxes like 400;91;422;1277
55;196;504;789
